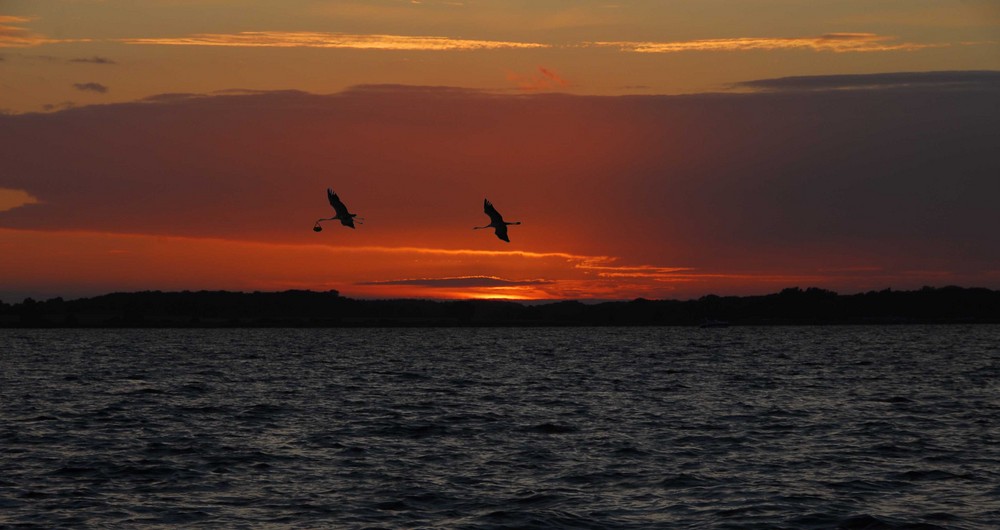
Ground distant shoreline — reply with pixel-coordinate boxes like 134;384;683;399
3;286;999;328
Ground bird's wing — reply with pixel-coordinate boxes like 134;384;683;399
328;189;350;217
483;199;504;224
494;223;510;242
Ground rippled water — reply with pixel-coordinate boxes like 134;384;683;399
2;326;999;529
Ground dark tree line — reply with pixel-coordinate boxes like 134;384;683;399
2;286;999;327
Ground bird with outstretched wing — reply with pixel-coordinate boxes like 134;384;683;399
475;199;520;242
313;188;362;232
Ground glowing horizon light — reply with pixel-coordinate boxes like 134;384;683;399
2;223;984;302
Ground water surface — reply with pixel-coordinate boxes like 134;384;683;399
2;326;998;528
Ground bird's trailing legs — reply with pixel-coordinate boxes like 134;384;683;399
314;215;364;232
473;222;520;230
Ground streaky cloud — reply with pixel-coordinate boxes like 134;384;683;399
584;265;695;280
70;56;116;64
73;82;109;93
320;245;616;265
0;16;47;47
357;276;554;288
339;84;485;97
118;31;549;50
590;33;944;53
736;70;1000;91
0;16;91;47
41;101;75;111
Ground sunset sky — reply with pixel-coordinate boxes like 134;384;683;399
2;1;999;302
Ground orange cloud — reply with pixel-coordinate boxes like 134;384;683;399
592;33;941;53
0;188;39;212
0;16;89;47
0;16;46;47
119;31;548;50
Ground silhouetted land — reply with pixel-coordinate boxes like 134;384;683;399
3;286;1000;327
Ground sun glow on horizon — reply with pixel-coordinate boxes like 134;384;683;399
0;228;679;300
0;227;919;302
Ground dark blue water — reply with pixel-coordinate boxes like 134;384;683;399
2;326;998;529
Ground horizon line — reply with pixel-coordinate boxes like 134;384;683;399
4;284;992;306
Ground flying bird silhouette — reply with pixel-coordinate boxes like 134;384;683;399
474;199;520;242
313;189;362;232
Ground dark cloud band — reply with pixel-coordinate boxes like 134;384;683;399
358;277;553;288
